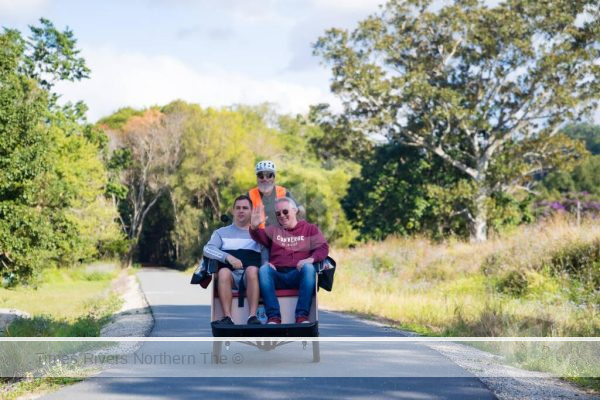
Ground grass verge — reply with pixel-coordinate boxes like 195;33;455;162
0;377;84;400
319;217;599;391
0;262;123;397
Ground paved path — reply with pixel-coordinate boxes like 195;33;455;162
44;267;497;399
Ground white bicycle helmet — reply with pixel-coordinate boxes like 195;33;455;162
255;160;276;174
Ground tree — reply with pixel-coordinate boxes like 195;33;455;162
542;156;600;197
542;123;600;196
105;109;184;267
315;0;598;241
344;144;466;239
562;123;600;155
43;112;118;263
168;103;266;265
0;29;53;283
305;103;374;164
21;18;90;92
100;101;361;266
1;21;119;284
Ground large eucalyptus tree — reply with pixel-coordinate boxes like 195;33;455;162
315;0;599;241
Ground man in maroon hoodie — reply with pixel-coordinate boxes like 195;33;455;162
250;197;329;324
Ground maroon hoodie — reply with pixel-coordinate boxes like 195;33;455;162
250;220;329;268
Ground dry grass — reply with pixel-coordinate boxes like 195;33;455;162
320;217;600;337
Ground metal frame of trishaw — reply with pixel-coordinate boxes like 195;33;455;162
210;273;321;363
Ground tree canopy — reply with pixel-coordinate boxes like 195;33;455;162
101;101;360;267
0;21;121;284
315;0;599;241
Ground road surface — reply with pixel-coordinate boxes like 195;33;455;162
44;267;496;399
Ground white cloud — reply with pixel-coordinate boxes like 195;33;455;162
0;0;49;20
230;1;291;25
310;0;384;13
54;45;339;122
285;0;384;73
311;0;505;15
172;0;293;25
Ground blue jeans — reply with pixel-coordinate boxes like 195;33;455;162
258;263;316;318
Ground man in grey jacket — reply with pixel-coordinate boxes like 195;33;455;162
203;195;266;325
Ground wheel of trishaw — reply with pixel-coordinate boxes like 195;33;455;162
312;340;320;363
213;340;222;363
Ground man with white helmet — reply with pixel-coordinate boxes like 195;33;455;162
247;160;304;228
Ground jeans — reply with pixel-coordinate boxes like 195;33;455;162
258;263;316;318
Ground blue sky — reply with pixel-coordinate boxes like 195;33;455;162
1;0;383;122
2;0;598;124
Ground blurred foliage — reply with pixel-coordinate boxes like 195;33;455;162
537;123;600;219
305;103;373;164
540;124;600;196
562;124;600;156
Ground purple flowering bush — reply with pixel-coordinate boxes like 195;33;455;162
534;192;600;220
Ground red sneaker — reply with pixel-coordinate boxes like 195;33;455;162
295;315;310;324
267;316;281;324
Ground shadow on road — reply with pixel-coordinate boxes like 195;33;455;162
46;377;496;399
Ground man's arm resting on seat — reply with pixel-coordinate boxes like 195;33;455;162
203;230;241;268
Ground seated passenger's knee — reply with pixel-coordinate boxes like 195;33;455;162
259;264;272;275
218;268;231;279
245;266;259;278
301;263;316;274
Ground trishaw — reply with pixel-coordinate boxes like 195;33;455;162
192;257;335;363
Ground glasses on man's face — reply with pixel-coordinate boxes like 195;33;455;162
275;209;290;217
257;172;274;180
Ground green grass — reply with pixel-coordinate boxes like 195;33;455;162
566;377;600;392
0;377;84;400
1;265;122;336
0;266;120;323
0;263;123;397
5;294;121;337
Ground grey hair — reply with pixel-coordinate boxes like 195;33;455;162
275;197;297;209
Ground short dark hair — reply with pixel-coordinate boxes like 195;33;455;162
233;194;253;208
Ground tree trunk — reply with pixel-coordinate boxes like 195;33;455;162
470;187;488;242
169;193;180;261
124;246;135;268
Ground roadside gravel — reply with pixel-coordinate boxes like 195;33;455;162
98;270;154;355
353;316;598;400
100;270;153;338
426;341;596;400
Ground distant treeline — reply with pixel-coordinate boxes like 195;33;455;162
97;102;359;268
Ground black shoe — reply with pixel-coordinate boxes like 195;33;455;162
247;315;261;325
214;316;234;325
